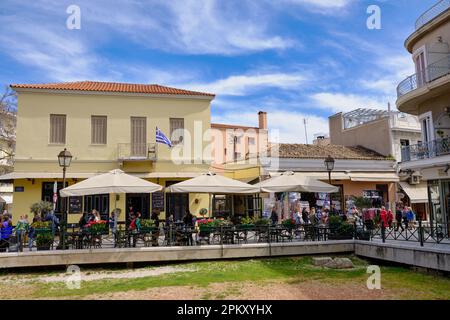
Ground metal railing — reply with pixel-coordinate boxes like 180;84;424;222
1;219;448;254
117;143;157;160
401;137;450;162
397;54;450;98
415;0;450;30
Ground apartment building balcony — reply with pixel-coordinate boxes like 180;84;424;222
397;54;450;113
117;143;157;161
401;138;450;165
415;0;450;30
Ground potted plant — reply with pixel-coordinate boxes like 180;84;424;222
140;219;156;232
281;218;296;229
198;218;214;230
328;216;354;240
86;220;108;235
30;201;53;219
36;232;54;251
31;221;52;234
239;216;255;230
254;218;270;226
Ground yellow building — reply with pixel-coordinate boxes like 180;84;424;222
1;81;215;224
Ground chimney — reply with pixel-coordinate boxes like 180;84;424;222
258;111;267;130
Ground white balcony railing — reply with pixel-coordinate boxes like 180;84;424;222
401;138;450;162
415;0;450;30
117;143;157;161
397;54;450;98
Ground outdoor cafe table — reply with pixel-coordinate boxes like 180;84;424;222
175;226;197;246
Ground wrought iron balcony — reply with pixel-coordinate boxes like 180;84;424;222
401;138;450;162
415;0;450;30
397;54;450;98
117;143;157;161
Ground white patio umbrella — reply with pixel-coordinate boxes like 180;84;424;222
166;172;260;218
59;169;162;197
166;172;260;194
255;171;339;193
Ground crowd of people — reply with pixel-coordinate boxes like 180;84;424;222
269;202;418;232
0;200;421;252
0;209;61;252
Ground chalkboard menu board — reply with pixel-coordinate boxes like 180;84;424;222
151;192;165;211
69;196;82;213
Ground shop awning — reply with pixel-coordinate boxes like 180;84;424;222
133;172;202;178
0;195;12;204
399;182;429;204
0;171;201;180
0;172;98;180
348;172;399;182
268;172;350;180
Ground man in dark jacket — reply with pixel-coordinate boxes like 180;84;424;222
395;206;404;232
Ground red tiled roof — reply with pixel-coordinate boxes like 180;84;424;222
10;81;215;97
271;143;391;160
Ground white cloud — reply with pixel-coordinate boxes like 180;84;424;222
0;19;101;81
310;92;390;113
287;0;353;9
360;54;415;96
182;72;305;96
213;109;329;144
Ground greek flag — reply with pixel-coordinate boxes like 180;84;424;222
156;127;173;148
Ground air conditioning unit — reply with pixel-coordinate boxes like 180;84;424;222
409;174;421;185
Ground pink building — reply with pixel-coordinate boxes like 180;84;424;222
211;111;268;166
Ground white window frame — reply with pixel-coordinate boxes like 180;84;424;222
412;45;428;83
419;111;435;143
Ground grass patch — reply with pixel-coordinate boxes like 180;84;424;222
1;256;448;300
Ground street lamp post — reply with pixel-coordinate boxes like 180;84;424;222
324;155;335;209
58;148;72;249
324;155;335;184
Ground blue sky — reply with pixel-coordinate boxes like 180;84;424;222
0;0;438;142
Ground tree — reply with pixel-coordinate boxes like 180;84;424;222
0;86;17;175
352;196;372;210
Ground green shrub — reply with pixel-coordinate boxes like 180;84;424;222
30;201;53;217
240;216;254;225
36;233;53;248
254;218;270;226
140;219;155;228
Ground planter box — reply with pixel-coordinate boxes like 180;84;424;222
328;233;353;240
34;228;52;234
237;224;255;230
37;244;52;251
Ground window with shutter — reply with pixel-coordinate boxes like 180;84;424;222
170;118;184;145
50;114;66;144
91;116;107;144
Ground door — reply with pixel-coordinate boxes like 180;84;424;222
165;181;188;221
415;52;426;86
131;117;147;157
126;193;150;220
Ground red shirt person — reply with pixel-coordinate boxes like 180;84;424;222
386;209;394;228
380;207;388;228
